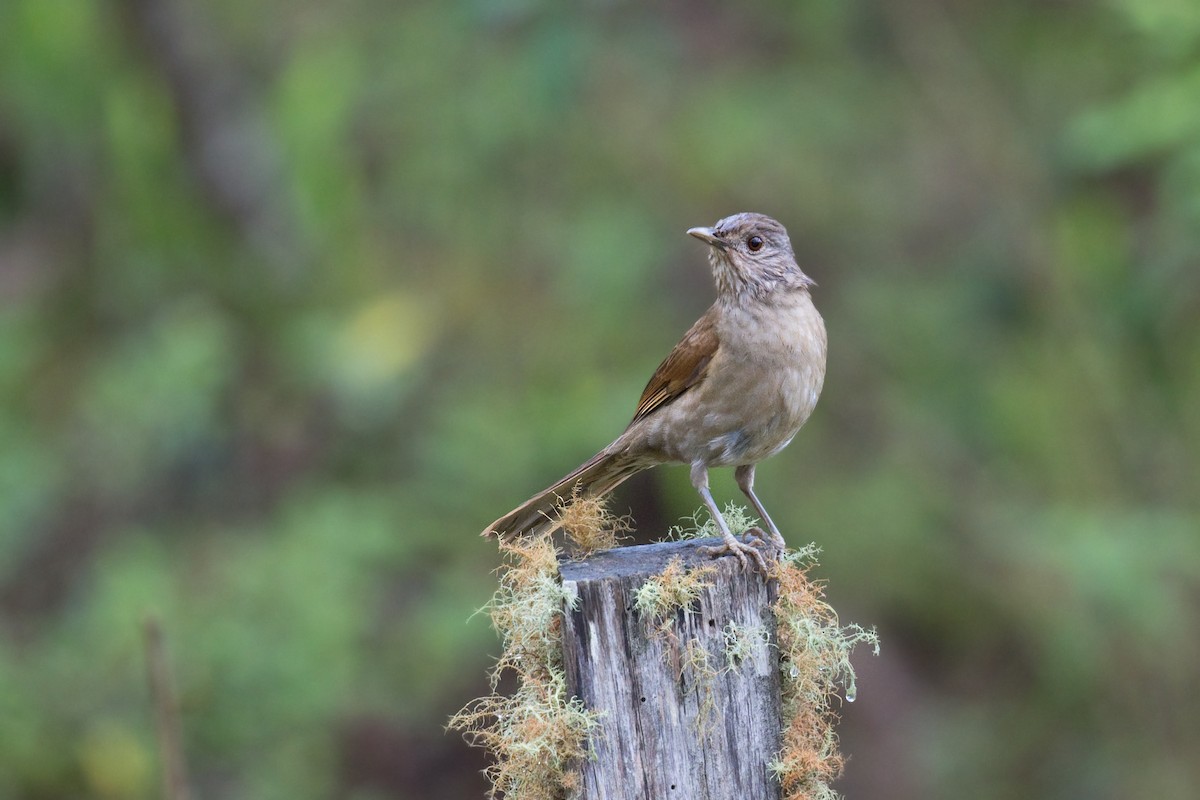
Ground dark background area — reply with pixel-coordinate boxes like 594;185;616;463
1;0;1198;798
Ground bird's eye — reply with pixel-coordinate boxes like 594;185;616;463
747;235;764;252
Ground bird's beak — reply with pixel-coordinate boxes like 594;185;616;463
687;226;726;249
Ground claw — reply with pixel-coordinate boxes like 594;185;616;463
701;532;769;572
741;526;768;548
742;526;788;558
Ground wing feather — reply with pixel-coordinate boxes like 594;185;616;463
630;308;719;423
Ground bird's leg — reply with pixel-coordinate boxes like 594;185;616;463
735;464;786;551
692;463;768;572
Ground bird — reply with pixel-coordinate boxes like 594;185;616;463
482;212;827;571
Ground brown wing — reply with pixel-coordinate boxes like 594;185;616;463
630;306;719;423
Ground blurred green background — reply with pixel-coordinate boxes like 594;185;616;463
2;0;1199;798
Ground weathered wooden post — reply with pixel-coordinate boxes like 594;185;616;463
560;538;782;799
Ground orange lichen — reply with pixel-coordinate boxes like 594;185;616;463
769;546;878;800
556;487;631;556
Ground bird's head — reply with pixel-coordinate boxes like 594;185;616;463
687;212;814;301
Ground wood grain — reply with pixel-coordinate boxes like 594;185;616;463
560;539;782;800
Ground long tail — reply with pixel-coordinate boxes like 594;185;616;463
482;446;645;539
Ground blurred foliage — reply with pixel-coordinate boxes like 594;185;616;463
0;0;1198;798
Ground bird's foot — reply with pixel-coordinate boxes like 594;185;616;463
742;526;787;555
701;532;769;572
741;526;766;546
740;526;769;548
747;525;789;553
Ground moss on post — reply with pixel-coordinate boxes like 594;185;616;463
452;506;877;800
447;532;599;799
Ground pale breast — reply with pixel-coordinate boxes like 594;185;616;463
628;290;827;467
717;297;826;464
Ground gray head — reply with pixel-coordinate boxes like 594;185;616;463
687;212;813;301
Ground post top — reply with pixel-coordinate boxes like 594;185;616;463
558;537;731;584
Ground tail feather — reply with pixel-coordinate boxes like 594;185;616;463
482;448;643;539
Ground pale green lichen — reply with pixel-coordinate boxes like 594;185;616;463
722;620;771;672
681;637;721;740
632;556;723;739
769;542;880;800
667;502;760;541
449;532;600;800
632;555;716;624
